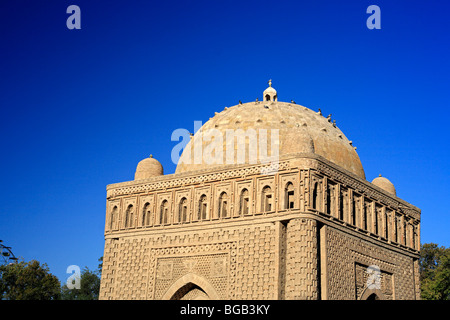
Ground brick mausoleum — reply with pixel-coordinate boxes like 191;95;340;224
99;82;421;300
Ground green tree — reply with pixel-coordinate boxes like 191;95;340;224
61;265;101;300
0;259;61;300
420;243;450;300
98;256;103;275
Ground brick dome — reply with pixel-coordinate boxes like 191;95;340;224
371;174;396;196
176;82;365;179
135;155;163;180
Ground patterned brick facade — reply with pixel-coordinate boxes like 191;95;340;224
99;154;420;300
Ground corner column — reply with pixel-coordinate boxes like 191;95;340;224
284;218;319;299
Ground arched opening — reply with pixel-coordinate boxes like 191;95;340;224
360;288;385;300
218;192;228;218
363;202;368;231
160;200;169;225
110;206;118;230
325;184;333;216
161;273;220;300
374;206;380;235
402;220;407;245
261;186;273;212
339;189;348;221
394;215;399;243
265;94;271;101
142;202;151;226
239;188;250;216
312;182;318;210
366;293;380;300
125;204;134;228
385;211;390;240
170;283;209;300
352;194;360;227
179;197;188;223
198;194;208;220
285;182;294;210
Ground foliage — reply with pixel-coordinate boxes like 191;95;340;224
61;266;101;300
420;243;450;300
98;256;103;275
60;257;102;300
0;259;61;300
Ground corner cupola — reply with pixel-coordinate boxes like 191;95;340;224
135;154;164;180
372;174;396;196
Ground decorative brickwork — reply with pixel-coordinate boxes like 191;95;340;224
100;221;280;299
100;155;420;300
101;85;421;300
284;218;318;299
324;226;417;300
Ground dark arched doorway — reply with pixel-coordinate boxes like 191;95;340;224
170;283;209;300
360;288;385;300
366;293;380;300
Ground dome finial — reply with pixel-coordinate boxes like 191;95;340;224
263;80;277;102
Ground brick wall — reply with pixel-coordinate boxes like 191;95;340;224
100;221;278;300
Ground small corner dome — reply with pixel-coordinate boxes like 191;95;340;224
372;174;396;196
135;155;163;180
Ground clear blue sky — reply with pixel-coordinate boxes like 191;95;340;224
0;0;449;283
